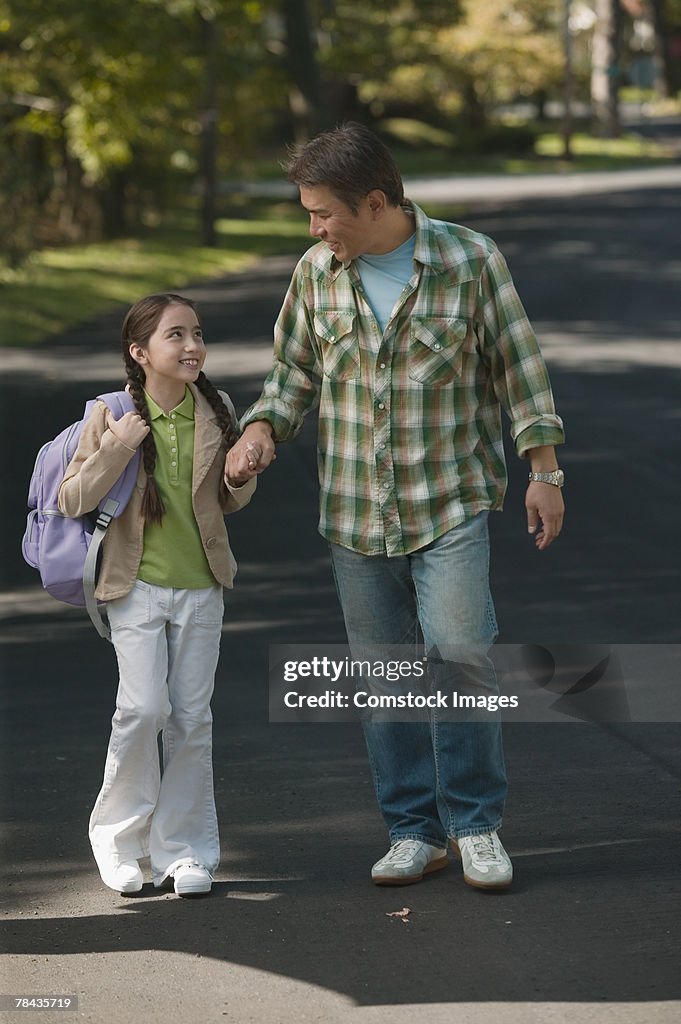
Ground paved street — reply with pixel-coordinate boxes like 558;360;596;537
1;176;680;1024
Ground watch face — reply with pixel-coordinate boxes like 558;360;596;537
556;470;564;486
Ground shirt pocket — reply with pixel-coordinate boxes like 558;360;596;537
408;317;468;387
313;311;360;382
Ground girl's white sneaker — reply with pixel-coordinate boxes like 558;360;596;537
103;860;143;895
171;862;213;896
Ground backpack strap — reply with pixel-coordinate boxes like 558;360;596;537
83;498;120;640
83;392;140;641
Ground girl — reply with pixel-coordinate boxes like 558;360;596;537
58;293;260;897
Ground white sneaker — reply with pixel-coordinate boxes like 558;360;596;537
102;860;144;895
171;862;213;897
452;831;513;890
371;839;448;886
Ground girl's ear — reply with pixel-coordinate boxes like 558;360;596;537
128;342;147;366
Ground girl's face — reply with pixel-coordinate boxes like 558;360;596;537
130;304;206;395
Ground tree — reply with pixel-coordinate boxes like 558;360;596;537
0;0;285;257
331;0;562;140
591;0;623;136
280;0;325;139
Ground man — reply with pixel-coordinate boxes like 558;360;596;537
231;122;564;891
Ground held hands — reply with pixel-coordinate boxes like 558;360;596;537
224;421;277;487
106;410;149;451
526;482;564;551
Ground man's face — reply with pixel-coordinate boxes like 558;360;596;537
299;184;376;263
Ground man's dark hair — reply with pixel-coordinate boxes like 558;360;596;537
285;122;404;213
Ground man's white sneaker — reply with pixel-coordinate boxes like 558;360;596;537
451;831;513;890
371;839;448;886
171;862;213;897
103;860;144;895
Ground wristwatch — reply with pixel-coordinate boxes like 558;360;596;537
529;469;564;488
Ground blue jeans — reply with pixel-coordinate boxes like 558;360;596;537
329;512;507;845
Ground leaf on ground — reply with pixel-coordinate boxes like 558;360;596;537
386;907;411;922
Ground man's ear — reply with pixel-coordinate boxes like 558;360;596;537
366;189;387;216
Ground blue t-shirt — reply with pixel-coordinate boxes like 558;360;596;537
357;232;416;334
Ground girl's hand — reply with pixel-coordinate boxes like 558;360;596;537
224;450;252;487
106;410;150;450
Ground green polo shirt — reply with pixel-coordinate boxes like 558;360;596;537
137;387;216;589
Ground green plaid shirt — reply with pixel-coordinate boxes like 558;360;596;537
243;201;564;556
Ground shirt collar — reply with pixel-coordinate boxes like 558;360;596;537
144;386;195;421
408;200;446;270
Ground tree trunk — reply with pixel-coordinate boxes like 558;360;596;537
281;0;323;141
591;0;622;137
649;0;672;97
197;11;219;248
99;170;128;239
462;77;486;135
561;0;574;160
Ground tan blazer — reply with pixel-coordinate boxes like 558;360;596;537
58;383;256;600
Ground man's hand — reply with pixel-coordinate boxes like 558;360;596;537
225;421;276;487
526;482;564;550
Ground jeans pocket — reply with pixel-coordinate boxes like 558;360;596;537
193;586;225;627
107;580;151;629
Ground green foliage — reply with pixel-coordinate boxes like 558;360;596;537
468;123;540;155
3;0;676;281
353;0;563;128
0;0;285;259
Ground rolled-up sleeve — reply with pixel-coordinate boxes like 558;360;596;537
478;246;565;457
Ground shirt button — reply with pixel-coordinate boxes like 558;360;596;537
171;460;177;466
378;403;385;410
171;413;177;419
433;343;442;351
171;447;177;453
379;443;386;450
380;362;386;369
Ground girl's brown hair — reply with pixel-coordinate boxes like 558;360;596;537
121;293;239;524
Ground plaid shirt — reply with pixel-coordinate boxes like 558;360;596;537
243;201;564;556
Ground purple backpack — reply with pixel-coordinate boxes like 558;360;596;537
22;391;141;640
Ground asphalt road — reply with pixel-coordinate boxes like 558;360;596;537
1;179;680;1024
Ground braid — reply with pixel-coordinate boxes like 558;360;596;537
125;360;166;525
195;371;240;450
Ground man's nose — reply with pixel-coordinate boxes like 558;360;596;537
310;214;324;237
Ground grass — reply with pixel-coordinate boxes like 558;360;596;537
0;204;311;347
534;130;676;167
394;130;677;176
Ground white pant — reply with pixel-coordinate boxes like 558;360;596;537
89;580;223;886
